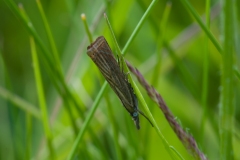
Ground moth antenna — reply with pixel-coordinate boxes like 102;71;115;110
137;109;154;127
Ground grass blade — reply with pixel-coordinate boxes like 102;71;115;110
30;36;55;159
67;82;108;160
200;0;211;143
36;0;63;74
219;0;235;159
179;0;222;52
0;87;40;119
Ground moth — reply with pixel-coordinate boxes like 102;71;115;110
87;36;152;129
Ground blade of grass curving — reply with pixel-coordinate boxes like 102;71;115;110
200;0;211;144
105;13;179;160
179;0;222;53
67;82;108;160
0;87;40;119
219;0;235;159
30;36;55;160
36;0;63;74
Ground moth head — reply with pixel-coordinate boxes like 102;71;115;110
87;47;96;59
132;112;140;130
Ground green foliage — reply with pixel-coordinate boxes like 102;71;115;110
0;0;239;159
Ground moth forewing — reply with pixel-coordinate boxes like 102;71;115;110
87;36;141;129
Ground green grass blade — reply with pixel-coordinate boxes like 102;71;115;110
200;0;211;143
163;41;199;98
151;1;172;87
219;0;235;159
26;114;32;159
122;0;160;55
67;82;108;160
105;92;123;160
81;13;93;43
30;36;55;160
0;87;41;119
36;0;63;74
5;0;57;73
169;146;185;160
179;0;222;52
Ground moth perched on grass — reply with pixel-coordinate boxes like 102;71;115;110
87;36;153;129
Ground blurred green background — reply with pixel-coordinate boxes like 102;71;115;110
0;0;239;159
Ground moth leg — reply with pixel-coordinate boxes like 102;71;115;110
124;72;130;81
117;54;124;73
120;56;125;73
138;109;154;127
117;54;120;66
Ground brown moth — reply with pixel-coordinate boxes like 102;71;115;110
87;36;152;129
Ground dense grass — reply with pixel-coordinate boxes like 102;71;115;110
0;0;239;159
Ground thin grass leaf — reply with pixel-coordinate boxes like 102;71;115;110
200;0;211;143
163;41;199;99
170;146;185;160
179;0;240;82
122;0;160;55
36;0;63;74
30;36;55;160
219;0;235;159
0;87;41;119
151;1;172;87
26;114;32;159
146;2;172;158
179;0;222;53
81;13;93;43
67;82;108;160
